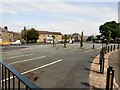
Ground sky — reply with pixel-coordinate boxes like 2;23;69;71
0;0;119;36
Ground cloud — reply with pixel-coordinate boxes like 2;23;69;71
1;0;119;2
1;2;118;35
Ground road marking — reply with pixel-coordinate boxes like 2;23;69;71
4;54;33;59
84;49;94;53
2;50;18;54
4;52;22;56
9;56;46;65
22;59;62;74
1;59;62;82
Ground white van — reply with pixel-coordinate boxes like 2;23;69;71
46;37;53;43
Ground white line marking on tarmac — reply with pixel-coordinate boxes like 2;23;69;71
22;59;62;74
4;52;22;56
84;49;94;53
9;56;45;65
4;54;33;59
1;59;62;82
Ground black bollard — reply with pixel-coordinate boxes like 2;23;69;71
108;46;110;53
106;66;114;90
93;44;94;49
110;45;113;51
100;57;105;74
113;45;115;51
117;44;119;49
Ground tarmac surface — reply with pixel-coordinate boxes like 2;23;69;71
1;43;119;89
1;43;101;89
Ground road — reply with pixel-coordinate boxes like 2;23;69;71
1;42;102;88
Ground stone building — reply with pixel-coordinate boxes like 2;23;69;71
37;31;62;43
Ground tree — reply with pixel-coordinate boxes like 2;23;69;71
106;30;112;45
80;31;84;48
86;35;94;41
27;28;39;43
99;21;120;43
64;34;67;48
52;35;55;47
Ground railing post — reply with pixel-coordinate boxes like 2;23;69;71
1;60;42;90
2;64;4;90
106;66;114;90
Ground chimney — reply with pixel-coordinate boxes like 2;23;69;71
4;26;8;31
24;27;26;30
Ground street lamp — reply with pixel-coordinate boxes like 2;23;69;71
24;27;27;44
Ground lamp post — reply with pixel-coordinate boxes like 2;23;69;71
24;27;27;44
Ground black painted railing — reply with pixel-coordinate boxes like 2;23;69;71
0;60;42;90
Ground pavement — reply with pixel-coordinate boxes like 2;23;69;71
89;49;120;90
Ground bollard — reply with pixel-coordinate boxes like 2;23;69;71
99;52;102;64
106;66;114;90
105;47;107;54
110;45;113;51
93;44;94;49
100;57;105;74
113;45;115;51
117;44;119;49
108;46;110;53
102;47;107;54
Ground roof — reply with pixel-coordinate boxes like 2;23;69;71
0;27;20;35
38;31;62;35
0;27;7;32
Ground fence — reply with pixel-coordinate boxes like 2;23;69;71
0;60;42;90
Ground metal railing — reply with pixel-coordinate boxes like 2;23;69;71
0;60;42;90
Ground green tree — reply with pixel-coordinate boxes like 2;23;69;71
80;31;84;48
106;30;112;45
27;28;39;43
86;35;94;41
99;21;120;43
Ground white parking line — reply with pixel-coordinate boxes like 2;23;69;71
84;49;94;53
1;59;62;82
22;59;62;74
4;52;22;56
4;54;33;59
9;56;46;65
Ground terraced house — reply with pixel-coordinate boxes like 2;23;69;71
37;31;62;43
0;27;21;45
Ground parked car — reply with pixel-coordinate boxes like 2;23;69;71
11;40;22;45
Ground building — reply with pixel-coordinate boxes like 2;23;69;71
0;27;13;45
0;27;21;45
37;31;62;43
